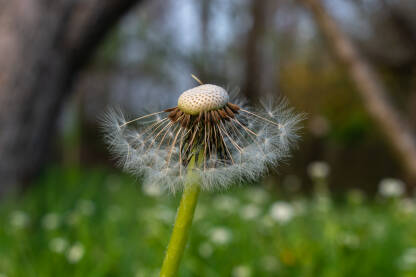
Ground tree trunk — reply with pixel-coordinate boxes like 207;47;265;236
0;0;142;194
300;0;416;183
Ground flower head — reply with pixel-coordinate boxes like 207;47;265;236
103;81;302;192
378;178;405;198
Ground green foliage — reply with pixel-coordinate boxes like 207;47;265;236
1;168;416;277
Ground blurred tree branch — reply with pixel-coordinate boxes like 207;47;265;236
300;0;416;183
243;0;268;102
0;0;142;194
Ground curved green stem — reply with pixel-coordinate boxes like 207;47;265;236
159;157;201;277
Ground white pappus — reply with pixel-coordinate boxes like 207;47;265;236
102;79;302;193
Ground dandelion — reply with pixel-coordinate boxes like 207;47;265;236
398;198;416;215
198;242;214;258
49;237;68;254
269;202;294;224
378;178;405;198
260;256;279;272
398;248;416;270
103;78;301;193
102;76;301;276
77;199;95;216
307;161;330;179
232;265;252;277
213;195;240;213
9;210;30;229
41;213;60;230
240;204;261;220
245;187;270;204
66;242;85;264
209;227;233;245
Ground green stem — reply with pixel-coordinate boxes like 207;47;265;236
159;156;201;277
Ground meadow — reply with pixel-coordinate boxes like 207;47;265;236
0;167;415;277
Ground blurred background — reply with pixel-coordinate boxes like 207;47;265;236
1;0;416;276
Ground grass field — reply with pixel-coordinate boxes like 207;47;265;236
0;167;415;277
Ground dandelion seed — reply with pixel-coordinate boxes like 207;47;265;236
102;83;302;193
49;237;68;254
66;242;85;264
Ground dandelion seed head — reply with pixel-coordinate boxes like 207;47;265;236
178;84;229;115
102;82;302;193
49;237;68;253
66;242;84;263
378;178;405;198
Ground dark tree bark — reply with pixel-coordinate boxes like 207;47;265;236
0;0;142;194
243;0;268;102
300;0;416;183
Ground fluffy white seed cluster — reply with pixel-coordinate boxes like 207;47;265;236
103;85;302;193
178;84;229;115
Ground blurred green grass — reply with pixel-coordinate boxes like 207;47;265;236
1;167;416;277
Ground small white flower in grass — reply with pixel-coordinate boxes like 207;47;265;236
398;248;416;270
399;198;416;214
307;161;330;179
378;178;405;198
213;195;240;213
198;242;214;258
232;265;252;277
260;256;279;272
77;199;95;216
338;233;360;249
246;188;269;204
66;211;81;226
347;189;365;205
49;237;68;254
156;206;175;224
269;202;294;224
292;200;307;215
42;213;60;230
66;242;84;264
102;83;302;193
10;210;30;229
209;227;232;245
108;205;123;222
240;204;261;220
